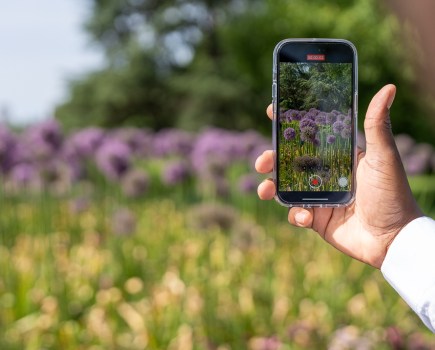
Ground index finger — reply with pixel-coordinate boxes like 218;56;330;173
266;104;273;120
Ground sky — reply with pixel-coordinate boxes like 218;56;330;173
0;1;104;125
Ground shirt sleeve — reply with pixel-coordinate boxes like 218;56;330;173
381;216;435;333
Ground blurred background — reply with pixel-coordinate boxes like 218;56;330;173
0;0;434;349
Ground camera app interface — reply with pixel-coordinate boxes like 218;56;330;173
278;62;352;192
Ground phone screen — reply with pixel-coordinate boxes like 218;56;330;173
274;41;357;205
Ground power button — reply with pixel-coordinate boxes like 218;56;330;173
272;83;277;99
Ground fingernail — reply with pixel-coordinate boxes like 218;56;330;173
387;88;396;110
295;212;307;226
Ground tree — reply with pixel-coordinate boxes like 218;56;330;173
55;0;435;144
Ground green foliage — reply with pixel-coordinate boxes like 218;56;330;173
55;0;435;143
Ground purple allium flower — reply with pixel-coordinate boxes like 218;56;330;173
10;163;36;185
331;109;340;115
332;121;345;134
96;139;132;180
66;127;105;159
326;135;336;144
153;128;195;157
300;126;317;142
0;125;17;173
283;127;296;140
299;118;318;131
111;128;153;156
299;110;307;117
315;112;327;125
385;327;405;350
121;169;149;198
343;116;352;125
308;107;320;116
341;126;352;139
24;119;63;160
163;161;190;185
325;113;336;125
238;174;257;193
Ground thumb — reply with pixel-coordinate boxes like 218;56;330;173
364;84;397;153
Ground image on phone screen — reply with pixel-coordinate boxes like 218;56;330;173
278;60;353;193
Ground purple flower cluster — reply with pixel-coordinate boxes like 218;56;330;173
0;121;270;197
281;107;352;146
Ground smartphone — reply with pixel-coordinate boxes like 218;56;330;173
272;39;358;207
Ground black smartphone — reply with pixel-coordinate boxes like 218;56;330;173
272;39;358;207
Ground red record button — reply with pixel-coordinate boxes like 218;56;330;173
309;175;322;189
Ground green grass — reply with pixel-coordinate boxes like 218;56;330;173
0;173;434;349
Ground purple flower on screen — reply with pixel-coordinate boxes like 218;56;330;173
341;126;352;139
96;139;131;180
325;113;336;125
299;118;318;131
315;112;327;125
308;108;320;116
333;121;345;134
343;116;352;125
283;127;296;140
326;135;336;144
300;126;317;142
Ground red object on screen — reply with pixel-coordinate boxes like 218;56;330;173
307;54;325;61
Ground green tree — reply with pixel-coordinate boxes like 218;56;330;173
56;0;435;144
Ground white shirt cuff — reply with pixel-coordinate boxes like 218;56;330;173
381;216;435;332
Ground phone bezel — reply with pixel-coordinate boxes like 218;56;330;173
272;39;358;207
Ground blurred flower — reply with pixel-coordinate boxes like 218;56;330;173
112;208;136;236
65;127;106;159
162;161;190;185
238;174;257;193
121;169;149;198
326;112;336;125
402;143;434;175
9;163;36;185
328;325;374;350
0;124;17;173
283;127;296;140
96;139;132;180
231;220;263;251
111;127;153;156
188;202;237;232
249;336;282;350
153;128;194;157
288;322;315;348
24;119;63;160
394;134;415;159
69;197;90;214
385;326;405;350
308;107;320;116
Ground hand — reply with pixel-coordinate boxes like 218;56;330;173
256;85;423;268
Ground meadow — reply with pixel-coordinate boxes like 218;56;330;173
0;120;434;349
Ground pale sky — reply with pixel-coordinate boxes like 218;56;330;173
0;0;104;125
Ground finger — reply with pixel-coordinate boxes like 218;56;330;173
257;179;276;200
288;207;314;228
266;104;273;120
364;84;397;153
311;207;334;237
255;150;274;174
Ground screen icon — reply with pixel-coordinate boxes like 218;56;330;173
338;176;348;188
309;175;322;189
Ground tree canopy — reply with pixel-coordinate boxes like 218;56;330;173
55;0;435;143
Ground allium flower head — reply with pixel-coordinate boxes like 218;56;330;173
66;127;105;159
293;155;322;172
333;121;345;134
325;113;336;125
283;127;296;140
153;128;195;157
238;174;257;193
96;139;132;180
121;169;149;198
299;118;318;131
300;126;317;142
163;161;190;185
341;126;352;139
326;135;336;144
308;108;320;116
315;112;327;125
